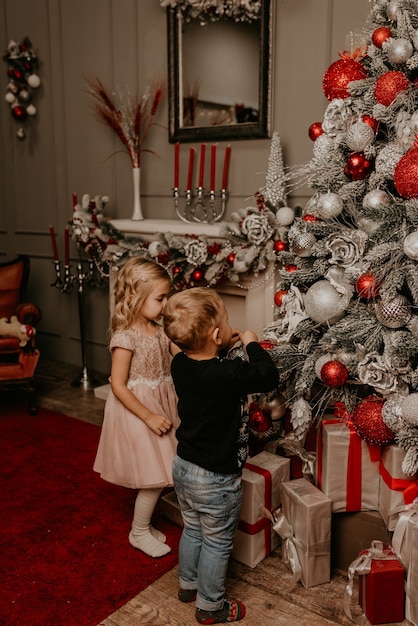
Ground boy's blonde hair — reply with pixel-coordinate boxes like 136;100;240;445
163;287;225;351
112;257;170;333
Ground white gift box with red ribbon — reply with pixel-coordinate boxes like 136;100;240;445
378;444;418;531
392;498;418;625
232;451;290;568
317;418;381;512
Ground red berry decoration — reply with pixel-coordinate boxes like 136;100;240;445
258;340;276;351
350;396;395;445
172;265;181;275
274;289;288;307
322;56;368;101
362;115;379;134
371;26;392;48
308;122;323;141
356;273;381;299
191;268;203;282
374;71;410;106
344;152;373;180
249;402;272;433
273;240;288;252
302;214;318;222
394;147;418;199
285;264;297;273
226;252;235;264
320;360;349;388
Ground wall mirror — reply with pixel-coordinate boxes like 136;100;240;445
166;0;272;143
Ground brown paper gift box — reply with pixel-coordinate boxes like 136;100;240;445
231;451;290;568
317;419;380;512
378;444;418;531
279;477;332;587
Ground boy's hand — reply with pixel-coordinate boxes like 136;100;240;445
239;330;259;346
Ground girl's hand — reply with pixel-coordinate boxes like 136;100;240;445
143;412;172;436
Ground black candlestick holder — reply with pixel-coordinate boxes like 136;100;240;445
174;186;228;223
51;244;106;390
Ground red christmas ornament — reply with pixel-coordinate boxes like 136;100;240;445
274;289;288;307
285;264;298;273
11;105;27;121
320;360;349;388
273;240;288;252
258;340;276;351
361;115;379;134
356;273;381;299
371;26;392;48
191;268;203;282
322;56;368;101
249;402;272;433
344;152;373;180
350;396;395;445
172;266;182;275
308;122;323;141
394;147;418;199
302;214;318;222
374;71;410;106
226;252;235;264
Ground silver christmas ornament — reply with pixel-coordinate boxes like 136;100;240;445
362;189;391;210
382;394;405;432
375;294;412;328
387;38;413;64
304;280;348;325
400;393;418;426
276;206;295;226
16;127;25;140
346;120;375;151
317;192;343;219
291;231;316;257
387;0;402;21
404;231;418;260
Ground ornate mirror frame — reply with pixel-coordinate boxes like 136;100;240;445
167;0;272;143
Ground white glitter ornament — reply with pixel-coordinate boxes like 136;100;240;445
404;231;418;259
400;393;418;425
27;74;41;88
346;120;375;151
26;104;37;116
375;294;412;328
276;206;295;226
363;189;391;210
382;394;405;431
317;192;343;219
5;92;15;104
387;38;414;64
304;280;348;325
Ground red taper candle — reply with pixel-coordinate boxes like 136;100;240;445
198;143;206;188
187;147;195;191
64;226;70;266
210;144;216;192
174;142;180;188
222;145;231;190
49;226;59;262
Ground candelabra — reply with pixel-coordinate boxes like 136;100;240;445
51;244;107;390
173;186;228;224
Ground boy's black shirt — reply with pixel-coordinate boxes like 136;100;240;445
171;341;279;474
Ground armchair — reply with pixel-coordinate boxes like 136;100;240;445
0;255;41;414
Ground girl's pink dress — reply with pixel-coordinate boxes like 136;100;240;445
93;325;179;489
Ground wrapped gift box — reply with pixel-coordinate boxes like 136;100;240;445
317;419;380;512
378;444;418;530
279;477;332;588
358;545;405;624
406;520;418;626
232;451;290;568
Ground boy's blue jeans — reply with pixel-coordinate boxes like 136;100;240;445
172;454;243;612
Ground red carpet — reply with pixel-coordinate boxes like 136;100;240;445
0;403;181;626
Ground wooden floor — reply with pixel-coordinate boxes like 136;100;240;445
30;359;408;626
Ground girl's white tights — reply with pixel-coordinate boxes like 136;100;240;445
129;488;171;558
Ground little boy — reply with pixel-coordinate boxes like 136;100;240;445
163;287;279;624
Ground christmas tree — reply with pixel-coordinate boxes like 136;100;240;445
259;0;418;476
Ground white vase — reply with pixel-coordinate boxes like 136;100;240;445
131;167;144;220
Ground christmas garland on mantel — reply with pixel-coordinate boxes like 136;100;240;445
71;132;289;290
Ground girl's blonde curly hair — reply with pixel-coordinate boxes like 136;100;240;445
111;257;170;333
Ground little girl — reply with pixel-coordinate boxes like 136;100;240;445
94;257;179;558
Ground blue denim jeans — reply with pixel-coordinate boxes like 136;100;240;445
172;454;243;612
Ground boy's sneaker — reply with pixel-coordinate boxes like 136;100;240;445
195;599;246;624
178;588;197;603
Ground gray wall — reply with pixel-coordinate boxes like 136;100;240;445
0;0;370;374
